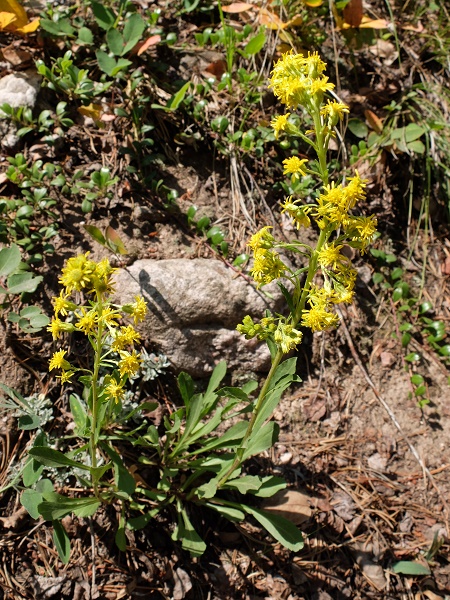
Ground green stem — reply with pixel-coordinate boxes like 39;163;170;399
312;110;328;185
217;348;283;487
89;294;104;498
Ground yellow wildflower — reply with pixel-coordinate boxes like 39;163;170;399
105;379;125;403
280;197;311;229
49;349;71;371
75;307;97;335
58;371;75;384
250;248;287;286
309;76;334;96
111;324;141;352
98;306;121;326
248;226;275;251
47;317;64;340
93;257;116;294
282;156;308;181
130;296;148;324
118;350;141;378
59;252;97;293
317;243;349;271
52;291;75;317
301;305;339;332
320;100;349;127
274;321;303;353
271;113;291;139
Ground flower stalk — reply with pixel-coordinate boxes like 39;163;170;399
224;52;378;488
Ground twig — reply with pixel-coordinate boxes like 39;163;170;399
336;307;450;535
89;517;96;596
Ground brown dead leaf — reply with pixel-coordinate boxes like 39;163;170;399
402;21;424;32
2;44;32;66
204;59;227;79
441;255;450;275
302;396;326;421
343;0;363;27
331;491;356;521
259;7;286;29
222;2;254;13
359;17;388;29
173;568;192;600
137;34;161;56
365;109;383;135
0;506;27;529
262;489;312;525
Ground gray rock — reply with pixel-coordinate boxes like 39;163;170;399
0;71;40;109
114;258;286;377
0;71;41;149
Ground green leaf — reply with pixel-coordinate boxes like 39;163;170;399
242;422;279;461
40;18;76;37
401;332;411;347
391;561;431;575
91;1;117;30
178;371;195;405
28;447;91;471
53;520;70;564
69;394;87;435
101;443;136;496
348;118;368;138
419;302;433;314
120;400;158;422
21;489;43;519
77;26;94;45
205;361;227;399
410;374;424;386
405;352;420;363
6;272;42;294
243;506;304;551
166;81;191;111
105;226;128;255
23;457;45;487
38;496;101;521
253;358;298;431
414;385;427;396
107;28;125;56
95;50;117;77
217;387;249;401
18;413;40;430
115;514;127;551
250;476;286;498
205;502;245;521
83;225;106;247
407;140;425;154
173;507;206;557
232;253;248;267
127;509;159;530
0;244;21;277
243;30;266;55
404;123;426;143
199;421;247;452
172;394;203;454
222;475;264;494
122;13;147;54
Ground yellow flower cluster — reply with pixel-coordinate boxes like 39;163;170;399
269;51;333;110
47;253;148;400
236;52;378;356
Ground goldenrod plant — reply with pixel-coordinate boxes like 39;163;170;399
19;52;376;562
